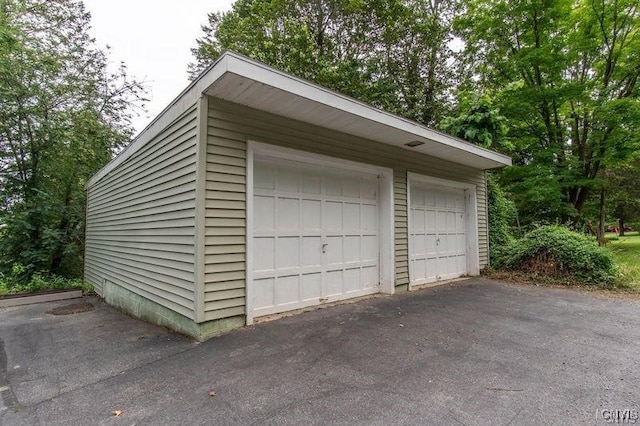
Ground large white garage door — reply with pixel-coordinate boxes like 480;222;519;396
410;183;468;285
252;157;380;317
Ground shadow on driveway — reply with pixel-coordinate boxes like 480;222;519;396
1;278;638;425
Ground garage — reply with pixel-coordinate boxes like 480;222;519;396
248;143;394;319
84;52;511;340
408;174;479;287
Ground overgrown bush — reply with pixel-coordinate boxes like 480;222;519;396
494;225;618;286
0;263;91;296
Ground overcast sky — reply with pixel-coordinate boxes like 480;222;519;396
83;0;235;133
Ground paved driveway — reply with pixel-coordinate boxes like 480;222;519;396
1;278;638;425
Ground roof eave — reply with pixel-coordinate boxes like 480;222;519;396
87;52;511;189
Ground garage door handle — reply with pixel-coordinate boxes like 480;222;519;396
322;243;328;253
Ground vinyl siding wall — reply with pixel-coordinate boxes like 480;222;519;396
85;104;199;320
204;98;489;318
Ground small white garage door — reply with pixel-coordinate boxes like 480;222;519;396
251;157;380;317
409;183;468;285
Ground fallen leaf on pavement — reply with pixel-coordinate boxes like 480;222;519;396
209;390;217;397
112;410;123;417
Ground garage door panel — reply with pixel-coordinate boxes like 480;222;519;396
410;182;467;286
300;273;322;301
254;238;275;271
344;268;360;293
343;178;360;198
301;236;322;266
275;275;300;305
301;199;321;229
363;235;378;261
361;204;377;231
412;234;426;255
411;187;422;206
325;270;343;296
344;236;360;262
325;175;343;196
344;203;361;230
254;196;275;230
436;211;446;229
276;237;299;269
457;255;467;274
425;211;436;231
414;259;426;281
277;198;299;230
254;278;275;309
326;236;343;265
252;158;381;317
255;166;276;190
277;168;299;193
362;180;377;200
412;209;425;231
301;174;321;194
362;266;378;289
425;234;437;253
446;212;456;231
324;201;343;230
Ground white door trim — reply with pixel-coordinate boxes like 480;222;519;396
246;141;394;325
246;142;256;325
407;172;480;290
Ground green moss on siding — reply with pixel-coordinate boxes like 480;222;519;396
104;281;244;341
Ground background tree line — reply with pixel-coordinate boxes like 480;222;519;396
190;0;639;243
1;0;638;286
0;0;145;286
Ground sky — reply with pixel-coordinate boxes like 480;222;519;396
83;0;235;133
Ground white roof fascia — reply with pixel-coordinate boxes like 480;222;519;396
219;52;512;168
87;51;511;189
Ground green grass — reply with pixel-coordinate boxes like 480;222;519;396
606;231;640;290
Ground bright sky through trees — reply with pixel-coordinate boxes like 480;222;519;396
83;0;234;133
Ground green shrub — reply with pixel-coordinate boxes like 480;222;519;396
495;225;618;286
0;263;92;295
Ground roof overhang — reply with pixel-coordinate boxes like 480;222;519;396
88;52;511;188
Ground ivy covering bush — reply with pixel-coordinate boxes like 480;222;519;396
494;225;618;286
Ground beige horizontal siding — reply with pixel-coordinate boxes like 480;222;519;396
203;107;247;318
85;104;199;320
394;168;409;289
204;97;490;318
477;171;489;267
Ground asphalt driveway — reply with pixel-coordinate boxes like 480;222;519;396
1;278;638;425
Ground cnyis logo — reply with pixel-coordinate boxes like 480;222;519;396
598;409;639;424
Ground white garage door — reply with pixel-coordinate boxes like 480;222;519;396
251;157;380;318
410;183;468;285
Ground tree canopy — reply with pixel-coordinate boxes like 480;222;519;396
0;0;146;279
189;0;459;126
455;0;640;226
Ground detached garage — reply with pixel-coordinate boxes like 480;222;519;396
85;52;511;340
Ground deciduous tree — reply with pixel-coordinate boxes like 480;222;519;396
0;0;146;279
456;0;640;226
189;0;458;126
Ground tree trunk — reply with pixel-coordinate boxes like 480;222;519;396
619;218;626;237
597;188;607;246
